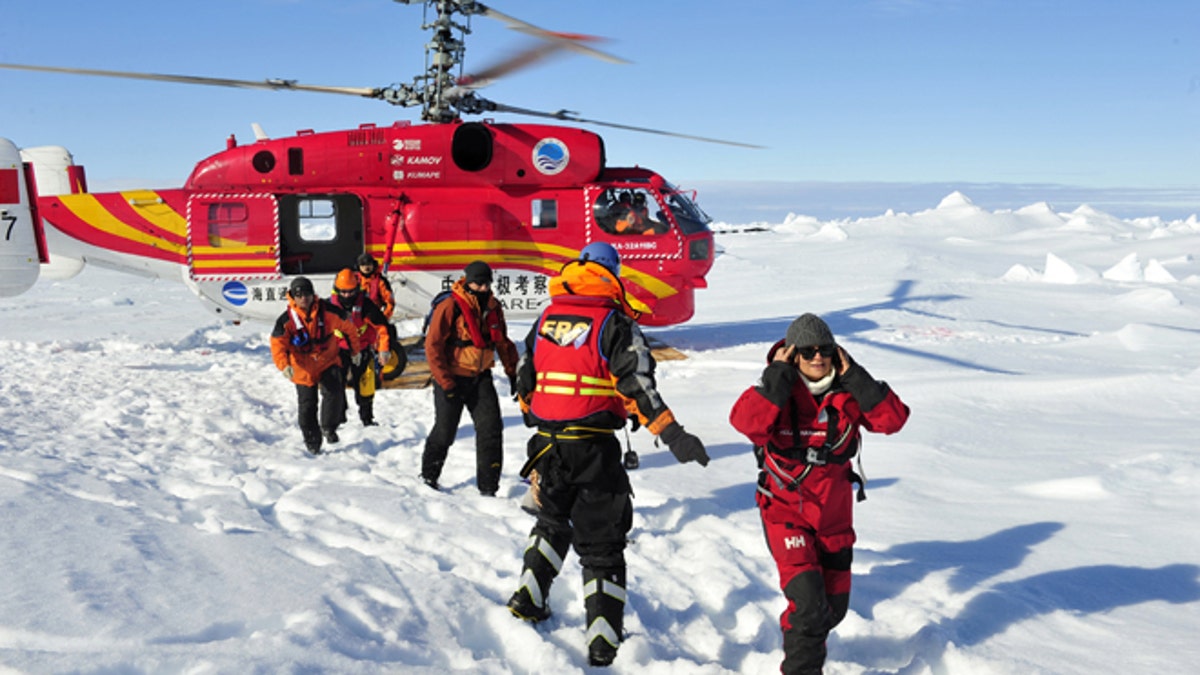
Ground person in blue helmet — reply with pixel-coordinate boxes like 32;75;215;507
506;241;709;667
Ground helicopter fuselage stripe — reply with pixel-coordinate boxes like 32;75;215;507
42;195;680;299
119;190;189;239
42;194;187;261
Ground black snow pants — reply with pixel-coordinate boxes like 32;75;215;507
515;431;633;654
296;365;346;450
421;373;504;493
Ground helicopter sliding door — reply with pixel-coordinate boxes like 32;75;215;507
186;193;281;280
276;194;364;275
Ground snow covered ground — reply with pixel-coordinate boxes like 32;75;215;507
2;192;1198;674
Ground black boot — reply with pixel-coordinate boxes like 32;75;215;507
508;531;569;623
506;587;551;622
302;428;322;455
584;567;626;666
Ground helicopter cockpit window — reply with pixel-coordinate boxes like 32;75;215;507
206;203;250;247
661;181;713;235
297;198;337;242
594;188;667;236
531;199;557;229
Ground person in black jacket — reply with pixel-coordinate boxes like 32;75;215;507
506;243;708;667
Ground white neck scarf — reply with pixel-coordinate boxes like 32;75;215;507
802;370;835;396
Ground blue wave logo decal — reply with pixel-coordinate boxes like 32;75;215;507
222;281;249;306
532;138;569;176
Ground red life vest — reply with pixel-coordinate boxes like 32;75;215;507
530;295;627;423
331;294;375;351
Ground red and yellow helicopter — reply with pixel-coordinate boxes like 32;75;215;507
0;1;756;328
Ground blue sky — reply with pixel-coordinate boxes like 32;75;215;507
2;0;1197;217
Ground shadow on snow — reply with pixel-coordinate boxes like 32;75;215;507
842;520;1200;668
649;279;1099;375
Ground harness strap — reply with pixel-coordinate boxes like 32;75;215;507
536;425;615;440
519;425;616;478
288;305;327;351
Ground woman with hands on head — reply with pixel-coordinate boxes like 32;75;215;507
730;313;910;675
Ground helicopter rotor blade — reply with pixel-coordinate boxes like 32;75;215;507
476;5;630;66
485;101;764;149
0;62;398;101
456;41;566;89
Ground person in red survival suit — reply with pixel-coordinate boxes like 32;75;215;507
729;313;909;675
329;268;392;427
420;260;520;496
270;276;360;455
505;242;709;668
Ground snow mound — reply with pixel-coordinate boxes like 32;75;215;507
1112;287;1182;310
1002;263;1040;281
1144;259;1178;283
1103;253;1143;282
810;222;849;241
1114;323;1163;351
774;213;823;234
1043;252;1099;284
1014;201;1060;217
935;191;980;211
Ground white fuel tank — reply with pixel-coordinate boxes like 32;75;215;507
0;138;41;297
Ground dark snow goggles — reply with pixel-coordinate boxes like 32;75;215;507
796;345;836;360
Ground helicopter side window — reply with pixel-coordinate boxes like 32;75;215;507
206;203;249;246
298;198;337;242
593;189;619;233
532;199;557;229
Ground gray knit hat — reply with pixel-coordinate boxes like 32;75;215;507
785;313;835;348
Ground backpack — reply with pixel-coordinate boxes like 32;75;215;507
421;289;457;337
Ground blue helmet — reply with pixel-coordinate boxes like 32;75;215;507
579;242;620;276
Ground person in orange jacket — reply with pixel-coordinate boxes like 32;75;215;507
420;260;519;495
270;276;360;454
356;252;396;319
330;268;392;427
357;252;406;382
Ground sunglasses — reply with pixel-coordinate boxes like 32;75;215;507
796;345;836;360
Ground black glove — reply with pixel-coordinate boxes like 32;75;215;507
508;373;519;401
659;421;709;467
839;352;886;412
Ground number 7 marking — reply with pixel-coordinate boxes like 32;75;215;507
2;212;17;241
